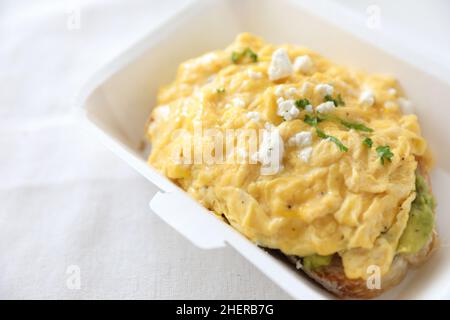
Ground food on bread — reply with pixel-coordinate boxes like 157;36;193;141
146;33;437;298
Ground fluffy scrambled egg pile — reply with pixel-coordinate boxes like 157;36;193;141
147;33;432;279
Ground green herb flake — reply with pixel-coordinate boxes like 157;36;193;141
324;94;345;106
231;51;241;63
320;114;373;133
363;137;373;148
339;119;373;132
376;145;394;165
244;48;258;62
316;128;348;152
304;114;323;127
231;48;258;64
216;87;226;94
295;98;311;110
335;94;345;106
324;95;334;103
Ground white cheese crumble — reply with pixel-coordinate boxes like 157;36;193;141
276;97;285;105
268;48;293;81
387;88;397;96
314;83;334;98
301;82;312;95
298;147;313;163
248;69;263;80
288;131;312;147
305;104;313;113
316;101;336;114
274;85;284;97
232;97;246;108
286;87;298;98
246;111;260;122
398;97;415;114
359;90;375;107
277;99;300;121
254;126;285;175
293;55;314;73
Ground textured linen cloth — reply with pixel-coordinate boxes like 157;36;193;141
0;0;448;299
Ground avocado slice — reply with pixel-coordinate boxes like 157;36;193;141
303;254;333;270
302;172;435;270
397;173;436;254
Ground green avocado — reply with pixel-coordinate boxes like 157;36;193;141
397;173;436;254
302;173;435;270
303;254;333;271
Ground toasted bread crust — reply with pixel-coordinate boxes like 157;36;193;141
294;232;438;299
292;159;438;299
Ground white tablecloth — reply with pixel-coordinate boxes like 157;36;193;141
1;0;449;299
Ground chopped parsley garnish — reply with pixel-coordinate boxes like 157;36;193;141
304;114;323;127
324;95;334;103
231;48;258;63
245;48;258;62
320;114;373;133
316;128;348;152
231;51;241;63
376;145;394;165
336;94;345;106
216;87;225;93
363;137;373;148
304;115;348;152
295;98;311;110
324;94;345;106
339;119;373;132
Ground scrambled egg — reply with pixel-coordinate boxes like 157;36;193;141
146;33;432;279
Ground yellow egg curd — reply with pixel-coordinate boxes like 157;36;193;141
146;33;432;280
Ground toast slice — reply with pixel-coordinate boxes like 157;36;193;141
288;159;438;299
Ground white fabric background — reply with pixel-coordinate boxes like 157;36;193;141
0;0;449;299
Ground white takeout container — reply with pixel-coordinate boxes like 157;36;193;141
78;0;450;299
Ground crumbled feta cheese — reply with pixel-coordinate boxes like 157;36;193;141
248;69;263;80
277;99;300;121
232;97;246;108
254;127;285;175
305;104;313;113
314;83;334;98
246;111;260;122
293;55;314;73
387;88;397;96
359;90;375;107
286;87;298;98
268;48;293;81
274;85;284;97
276;97;285;104
288;131;312;147
298;147;313;163
316;101;336;114
398;97;415;114
301;82;312;95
